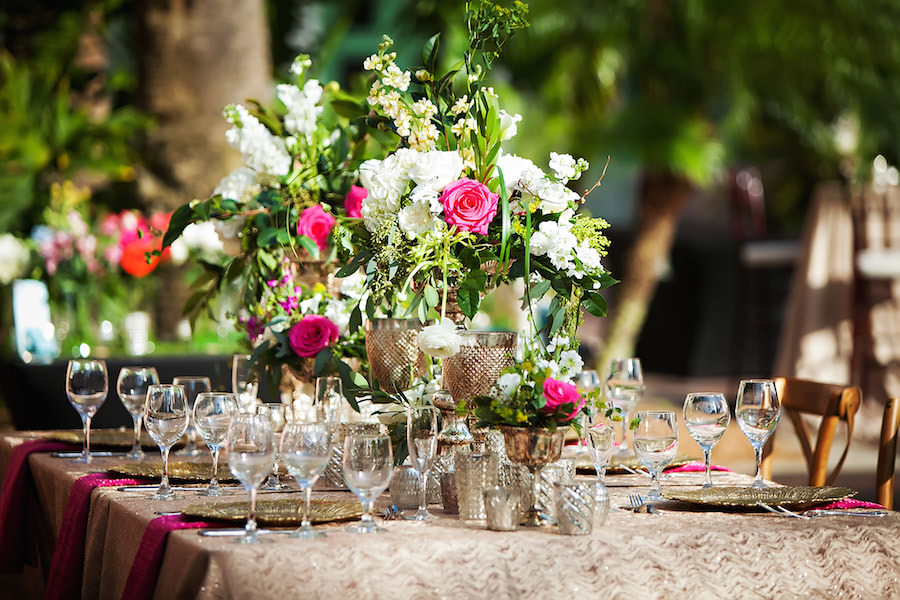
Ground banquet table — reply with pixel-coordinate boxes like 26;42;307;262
2;431;899;600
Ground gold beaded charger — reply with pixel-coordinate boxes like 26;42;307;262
575;454;695;474
40;428;163;449
662;486;855;508
182;498;362;526
107;461;236;483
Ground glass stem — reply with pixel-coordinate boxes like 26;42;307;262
82;415;91;462
209;448;219;490
246;487;258;538
753;446;764;484
418;471;428;513
620;412;630;451
131;415;141;454
531;466;542;516
302;485;312;529
650;470;661;496
360;499;375;526
703;448;713;486
160;446;170;490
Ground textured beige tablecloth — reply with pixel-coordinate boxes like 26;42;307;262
4;432;900;599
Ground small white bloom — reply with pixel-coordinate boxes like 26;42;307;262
558;349;584;380
408;150;464;192
290;55;312;76
338;270;366;299
180;222;224;255
575;240;603;272
299;293;322;315
496;153;544;192
495;373;522;398
535;180;579;214
549;152;577;181
498;110;522;141
363;54;381;71
398;201;434;238
277;80;324;137
0;234;30;284
213;167;260;203
451;96;471;116
417;318;462;358
324;298;351;334
410;185;442;215
382;64;411;91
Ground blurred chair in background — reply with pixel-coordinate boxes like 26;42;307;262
876;397;900;509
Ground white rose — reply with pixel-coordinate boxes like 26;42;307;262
498;110;523;141
496;153;543;192
408;150;464;192
338;270;366;299
398;201;434;238
324;298;351;334
417;318;462;358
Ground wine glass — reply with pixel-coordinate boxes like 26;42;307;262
585;423;615;481
633;410;678;500
735;379;781;489
228;414;276;543
342;433;393;533
173;376;211;456
575;369;601;394
406;405;439;521
144;384;189;500
256;403;289;490
232;354;259;413
683;392;731;488
193;392;239;496
116;366;158;460
280;420;333;538
65;359;108;463
605;358;645;455
315;376;344;427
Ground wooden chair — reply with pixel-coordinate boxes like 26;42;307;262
876;397;900;509
760;377;861;486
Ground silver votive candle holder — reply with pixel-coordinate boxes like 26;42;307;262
483;486;520;531
440;471;459;513
455;451;499;520
553;479;597;536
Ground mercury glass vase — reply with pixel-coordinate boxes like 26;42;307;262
499;426;568;527
364;319;427;394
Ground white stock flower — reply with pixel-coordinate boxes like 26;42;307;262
410;185;442;215
181;222;225;254
324;298;352;334
575;240;603;273
549;152;577;181
535;180;579;214
0;235;29;284
529;220;577;273
408;150;464;192
299;293;322;315
495;373;522;398
496;153;544;192
417;318;462;358
213;167;260;203
398;201;434;238
382;64;411;91
558;349;583;380
224;105;291;177
277;80;324;136
338;270;366;299
498;110;522;141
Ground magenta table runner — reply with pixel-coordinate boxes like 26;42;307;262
666;461;731;473
0;440;78;573
120;515;223;600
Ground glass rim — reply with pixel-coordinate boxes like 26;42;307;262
738;378;775;384
195;391;236;398
173;376;212;382
634;410;676;416
685;392;727;397
366;317;423;330
148;383;184;391
120;365;156;371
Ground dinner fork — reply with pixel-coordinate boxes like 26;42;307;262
756;502;810;519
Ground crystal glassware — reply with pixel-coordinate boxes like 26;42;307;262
66;359;108;463
256;403;289;491
193;392;239;497
633;410;678;501
735;379;781;489
228;414;276;543
315;376;344;426
116;366;158;460
173;376;211;456
342;433;393;534
454;451;499;520
585;423;615;481
499;426;567;526
232;354;259;413
683;392;731;488
364;318;426;394
144;384;189;500
553;480;597;535
406;404;439;521
280;421;333;538
605;358;645;455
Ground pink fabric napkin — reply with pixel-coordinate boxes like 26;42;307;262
665;461;731;473
120;514;224;600
813;498;886;511
0;440;79;573
44;472;143;600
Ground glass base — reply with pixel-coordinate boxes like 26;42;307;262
124;449;144;461
234;533;270;544
152;486;176;501
260;476;290;491
403;508;438;521
289;525;326;538
72;453;92;464
750;479;769;490
345;521;387;534
701;482;714;489
646;488;663;501
520;507;555;527
197;486;231;497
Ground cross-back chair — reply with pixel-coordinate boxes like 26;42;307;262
877;397;900;509
760;377;861;486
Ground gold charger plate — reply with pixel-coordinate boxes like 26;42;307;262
575;454;695;474
662;486;856;507
107;461;237;483
42;428;172;449
182;498;362;526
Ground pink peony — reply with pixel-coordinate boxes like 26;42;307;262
296;204;336;251
288;314;340;357
344;185;366;219
439;178;499;235
542;378;585;421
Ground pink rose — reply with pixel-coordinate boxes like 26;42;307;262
440;178;499;235
344;185;366;219
542;378;585;421
296;204;336;251
288;315;340;357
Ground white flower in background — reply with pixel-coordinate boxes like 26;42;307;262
575;240;603;273
0;234;30;284
530;219;577;273
557;349;583;380
417;318;462;358
498;110;522;141
338;270;366;299
408;150;464;192
213;167;260;203
494;373;522;399
536;356;560;377
277;80;324;137
549;152;577;181
382;64;411;91
212;217;247;256
290;55;312;76
545;334;567;353
534;180;579;213
496;153;544;192
410;185;442;215
398;201;434;238
299;293;322;315
324;297;352;334
451;117;478;137
224;104;291;177
169;222;224;264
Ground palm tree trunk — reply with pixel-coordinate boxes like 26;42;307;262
600;170;693;368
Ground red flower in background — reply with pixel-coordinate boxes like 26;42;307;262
344;185;366;219
120;237;170;278
296;204;335;251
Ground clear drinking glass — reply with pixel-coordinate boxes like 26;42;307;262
633;410;678;500
575;370;601;394
173;376;211;456
281;421;333;538
144;384;189;500
116;366;159;460
232;354;259;413
605;358;645;455
66;359;108;463
315;376;344;427
228;414;276;543
256;403;289;491
585;423;615;481
342;433;393;534
735;379;781;489
683;392;731;488
193;392;239;496
406;405;439;521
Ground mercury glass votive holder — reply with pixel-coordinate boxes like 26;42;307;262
484;487;520;531
553;480;597;536
455;452;499;520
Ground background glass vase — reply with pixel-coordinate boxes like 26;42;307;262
364;318;427;394
454;451;499;520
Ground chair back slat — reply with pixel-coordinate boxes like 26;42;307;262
876;397;900;510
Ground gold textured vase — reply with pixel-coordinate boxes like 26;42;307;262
364;318;427;394
499;425;568;526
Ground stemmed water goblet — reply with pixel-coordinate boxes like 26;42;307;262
228;414;276;543
256;403;289;491
117;366;159;460
173;376;211;456
606;358;645;455
65;359;108;463
406;404;439;521
193;392;239;497
735;379;781;489
232;354;259;413
633;410;678;501
144;384;189;500
342;432;393;533
585;422;615;481
281;419;333;538
683;392;731;488
315;376;344;427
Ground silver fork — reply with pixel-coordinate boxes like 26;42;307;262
756;502;810;519
628;493;644;508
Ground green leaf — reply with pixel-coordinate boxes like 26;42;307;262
459;247;479;271
457;286;480;318
460;269;487;290
336;360;361;412
421;33;440;71
581;292;607;317
296;235;321;259
256;189;281;207
331;99;363;119
257;228;278;248
530;279;552;300
314;348;331;375
424;285;440;308
349;304;362;334
336;250;372;277
161;204;195;249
